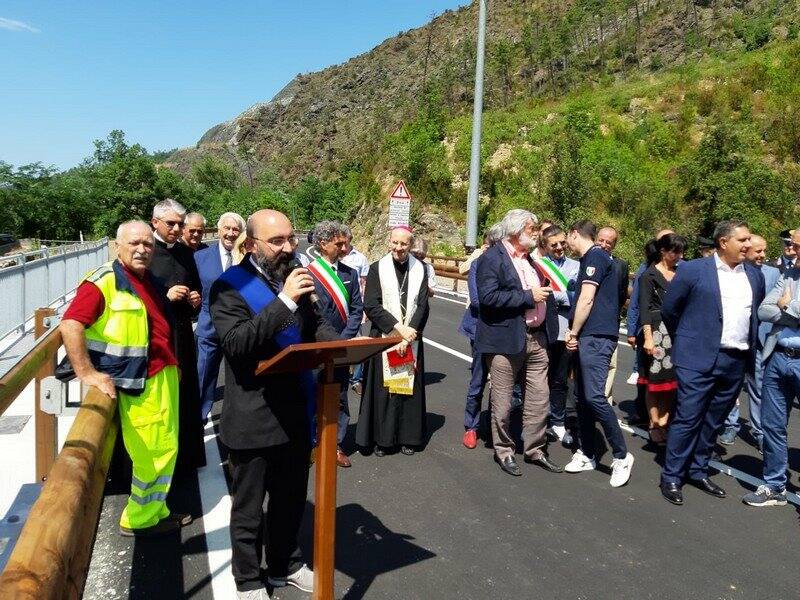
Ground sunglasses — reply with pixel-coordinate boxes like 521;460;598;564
158;218;184;229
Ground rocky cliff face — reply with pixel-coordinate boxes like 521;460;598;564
164;1;524;180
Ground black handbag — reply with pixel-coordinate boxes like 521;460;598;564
54;356;76;382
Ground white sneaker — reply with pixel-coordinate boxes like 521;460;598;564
564;450;596;473
552;425;573;445
268;563;313;593
236;588;271;600
610;452;635;487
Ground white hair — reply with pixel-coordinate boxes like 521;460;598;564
485;223;504;245
500;209;538;239
186;212;207;227
152;198;187;220
217;211;245;232
116;219;153;240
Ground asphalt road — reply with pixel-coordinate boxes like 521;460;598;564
84;274;800;599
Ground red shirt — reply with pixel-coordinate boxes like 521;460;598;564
64;265;178;377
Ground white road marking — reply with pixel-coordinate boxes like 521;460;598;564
423;337;472;363
425;335;799;506
432;294;468;307
198;420;236;597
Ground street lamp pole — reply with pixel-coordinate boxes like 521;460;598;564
464;0;487;251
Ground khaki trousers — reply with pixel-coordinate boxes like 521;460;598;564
488;330;550;461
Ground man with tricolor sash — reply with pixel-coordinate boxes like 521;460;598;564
308;220;364;468
537;225;580;446
210;209;339;598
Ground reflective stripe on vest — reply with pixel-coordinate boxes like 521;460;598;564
82;261;150;394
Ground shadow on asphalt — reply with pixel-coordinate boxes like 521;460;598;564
298;501;436;600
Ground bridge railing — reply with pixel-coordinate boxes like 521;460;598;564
0;310;117;598
430;254;468;292
0;238;110;344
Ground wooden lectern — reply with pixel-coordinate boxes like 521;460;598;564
256;336;402;600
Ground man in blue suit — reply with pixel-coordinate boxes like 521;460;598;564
719;234;780;448
476;209;561;477
659;220;765;505
195;212;245;422
307;221;364;467
458;224;503;449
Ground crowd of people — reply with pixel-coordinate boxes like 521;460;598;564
458;211;797;509
58;197;800;597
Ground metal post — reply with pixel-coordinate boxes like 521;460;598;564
34;307;58;481
465;0;487;252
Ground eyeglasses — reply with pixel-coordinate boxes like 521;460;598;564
548;241;566;248
186;228;203;235
251;235;298;248
157;218;184;229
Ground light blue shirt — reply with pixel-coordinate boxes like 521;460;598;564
548;254;580;341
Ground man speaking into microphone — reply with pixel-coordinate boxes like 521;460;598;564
210;209;339;598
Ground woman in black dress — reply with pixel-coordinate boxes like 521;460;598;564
638;234;687;444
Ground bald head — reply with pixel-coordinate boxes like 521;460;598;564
597;227;619;253
389;227;414;263
246;209;298;275
246;209;292;239
115;220;154;277
746;234;768;267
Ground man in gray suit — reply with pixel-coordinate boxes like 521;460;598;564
743;229;800;507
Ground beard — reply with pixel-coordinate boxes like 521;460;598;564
256;249;294;281
518;232;535;250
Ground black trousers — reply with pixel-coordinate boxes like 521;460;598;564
548;341;577;426
228;441;310;591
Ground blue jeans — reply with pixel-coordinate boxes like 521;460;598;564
464;341;488;431
350;362;364;385
576;336;627;461
761;350;800;491
662;349;745;485
197;335;223;422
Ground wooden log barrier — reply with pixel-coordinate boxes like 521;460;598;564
0;387;118;599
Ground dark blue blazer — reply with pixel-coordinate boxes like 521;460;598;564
474;243;558;355
661;256;765;373
458;257;481;341
195;243;224;340
311;261;364;338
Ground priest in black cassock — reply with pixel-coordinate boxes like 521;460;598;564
149;199;206;470
356;225;429;456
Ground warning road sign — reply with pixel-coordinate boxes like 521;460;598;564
389;180;412;201
387;180;412;227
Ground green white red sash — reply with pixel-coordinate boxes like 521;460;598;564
533;256;568;292
307;257;350;322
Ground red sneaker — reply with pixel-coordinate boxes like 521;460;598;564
463;430;478;449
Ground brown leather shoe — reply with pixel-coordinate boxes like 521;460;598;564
336;447;352;468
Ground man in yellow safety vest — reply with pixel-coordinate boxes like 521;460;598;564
61;220;190;537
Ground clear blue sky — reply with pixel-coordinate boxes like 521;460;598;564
0;1;467;171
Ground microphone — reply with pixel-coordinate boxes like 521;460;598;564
287;258;322;312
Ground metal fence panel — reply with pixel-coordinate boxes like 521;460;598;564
0;239;109;342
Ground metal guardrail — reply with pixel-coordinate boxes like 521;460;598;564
0;239;109;343
0;312;117;598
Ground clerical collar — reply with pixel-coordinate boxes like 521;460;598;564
154;231;175;249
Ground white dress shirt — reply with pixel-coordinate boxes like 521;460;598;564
218;241;233;272
715;253;752;350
